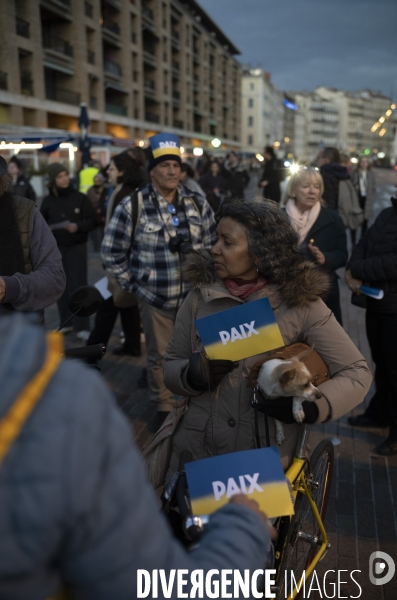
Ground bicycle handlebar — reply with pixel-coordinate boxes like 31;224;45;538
64;344;105;360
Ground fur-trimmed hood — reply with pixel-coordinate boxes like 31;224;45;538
182;249;331;307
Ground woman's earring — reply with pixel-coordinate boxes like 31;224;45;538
256;265;259;277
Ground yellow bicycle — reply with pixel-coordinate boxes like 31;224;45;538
271;424;334;600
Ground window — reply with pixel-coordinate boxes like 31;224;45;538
250;83;254;90
247;135;253;145
248;116;253;127
248;98;253;108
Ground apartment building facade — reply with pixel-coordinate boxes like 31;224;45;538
316;87;395;157
241;68;284;154
0;0;242;149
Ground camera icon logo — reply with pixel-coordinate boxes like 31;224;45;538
369;551;395;585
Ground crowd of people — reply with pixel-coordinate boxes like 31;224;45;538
0;131;396;596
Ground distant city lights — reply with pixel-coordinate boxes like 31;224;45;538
211;138;221;148
193;147;203;156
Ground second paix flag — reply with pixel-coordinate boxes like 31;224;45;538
195;297;284;361
185;447;294;519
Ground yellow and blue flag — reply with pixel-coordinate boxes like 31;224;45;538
185;447;294;518
195;297;284;361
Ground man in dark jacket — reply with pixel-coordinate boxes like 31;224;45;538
41;163;96;338
7;155;36;202
316;147;349;211
258;146;282;203
346;195;397;455
222;151;250;199
0;156;65;319
0;313;275;600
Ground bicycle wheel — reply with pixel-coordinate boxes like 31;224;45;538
274;439;334;600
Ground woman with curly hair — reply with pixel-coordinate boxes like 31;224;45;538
163;199;371;476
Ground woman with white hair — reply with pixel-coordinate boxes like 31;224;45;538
283;167;348;325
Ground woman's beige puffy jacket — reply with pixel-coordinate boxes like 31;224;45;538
164;251;372;478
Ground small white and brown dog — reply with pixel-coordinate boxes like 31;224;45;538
257;354;322;445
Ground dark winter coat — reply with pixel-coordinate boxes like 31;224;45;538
350;168;377;221
319;163;350;210
11;174;36;202
347;198;397;313
41;187;96;246
222;161;250;199
164;250;371;476
260;158;281;203
302;206;348;323
199;172;226;211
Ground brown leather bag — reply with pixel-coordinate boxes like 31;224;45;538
248;343;330;389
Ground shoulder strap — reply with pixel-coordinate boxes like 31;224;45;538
0;332;63;466
129;189;143;248
184;192;204;217
190;288;200;352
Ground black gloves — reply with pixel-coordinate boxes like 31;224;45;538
186;352;238;391
260;396;319;425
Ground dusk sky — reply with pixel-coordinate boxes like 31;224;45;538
198;0;397;98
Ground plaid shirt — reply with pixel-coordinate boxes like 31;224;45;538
101;183;217;310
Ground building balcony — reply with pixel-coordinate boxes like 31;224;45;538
143;49;157;68
172;91;180;106
103;0;121;9
43;33;73;58
46;86;80;106
142;6;154;24
171;30;180;50
40;0;72;20
172;60;180;79
0;71;7;90
102;18;121;47
85;2;93;18
142;6;158;37
16;17;30;38
173;119;183;129
145;111;159;123
144;79;156;99
87;49;95;64
105;102;126;116
21;73;33;96
104;60;122;78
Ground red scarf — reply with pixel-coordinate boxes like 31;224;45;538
224;276;267;299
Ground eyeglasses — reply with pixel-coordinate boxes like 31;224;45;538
168;204;180;227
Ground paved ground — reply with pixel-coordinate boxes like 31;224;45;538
45;168;397;597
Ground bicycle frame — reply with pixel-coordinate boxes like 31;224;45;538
275;425;330;600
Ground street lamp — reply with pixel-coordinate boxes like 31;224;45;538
211;138;221;148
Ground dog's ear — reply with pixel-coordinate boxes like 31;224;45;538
295;345;314;362
279;368;297;387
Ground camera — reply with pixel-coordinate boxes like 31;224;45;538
168;233;193;256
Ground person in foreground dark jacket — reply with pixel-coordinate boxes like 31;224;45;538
41;163;96;336
317;147;350;211
0;157;65;318
8;155;36;202
0;313;275;600
345;195;397;456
